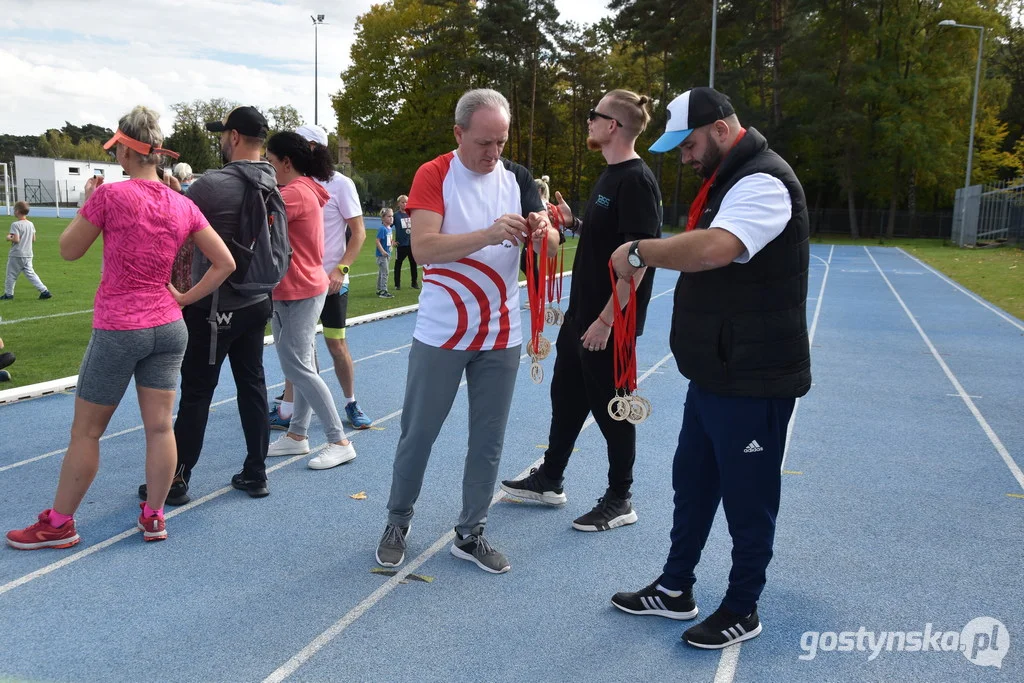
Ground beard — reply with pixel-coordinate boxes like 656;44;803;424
220;140;232;166
696;135;724;179
586;136;602;152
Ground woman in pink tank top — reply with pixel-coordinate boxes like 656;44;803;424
6;106;236;551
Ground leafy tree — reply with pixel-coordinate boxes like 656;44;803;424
164;123;219;173
266;105;304;136
0;135;40;167
37;130;111;161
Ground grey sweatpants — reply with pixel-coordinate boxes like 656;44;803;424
376;255;390;293
387;338;521;537
271;293;345;443
5;256;47;295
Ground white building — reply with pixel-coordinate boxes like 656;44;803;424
13;155;130;207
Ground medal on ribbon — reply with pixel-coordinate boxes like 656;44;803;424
545;203;566;326
607;260;650;424
530;361;544;384
525;223;551;370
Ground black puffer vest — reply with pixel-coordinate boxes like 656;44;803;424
670;127;811;398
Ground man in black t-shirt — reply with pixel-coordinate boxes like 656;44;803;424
502;89;662;531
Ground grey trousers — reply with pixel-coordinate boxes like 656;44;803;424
376;255;390;292
5;256;46;295
387;338;521;537
271;293;345;443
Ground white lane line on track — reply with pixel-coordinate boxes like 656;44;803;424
0;309;94;325
865;246;1024;492
716;244;833;683
0;343;414;474
895;247;1024;333
262;351;678;683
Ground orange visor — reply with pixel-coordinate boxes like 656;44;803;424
102;129;180;159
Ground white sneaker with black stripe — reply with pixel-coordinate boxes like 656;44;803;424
611;580;698;620
683;605;762;649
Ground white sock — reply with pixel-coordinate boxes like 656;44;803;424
278;401;294;420
345;396;355;405
656;584;682;598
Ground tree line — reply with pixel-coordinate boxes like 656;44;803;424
0;103;310;176
332;0;1023;237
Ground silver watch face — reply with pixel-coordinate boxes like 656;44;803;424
628;252;641;267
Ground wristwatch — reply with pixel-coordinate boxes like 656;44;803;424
627;240;645;268
337;264;350;275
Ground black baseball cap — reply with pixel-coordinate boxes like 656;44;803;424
205;106;269;139
649;87;735;153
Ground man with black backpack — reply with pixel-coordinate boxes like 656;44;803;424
137;106;281;504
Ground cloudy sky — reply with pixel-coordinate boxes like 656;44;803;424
0;0;612;137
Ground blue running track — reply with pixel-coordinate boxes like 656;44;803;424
0;245;1021;682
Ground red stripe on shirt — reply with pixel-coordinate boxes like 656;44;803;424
422;277;469;350
457;257;511;349
424;266;493;351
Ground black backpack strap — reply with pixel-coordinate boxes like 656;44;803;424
207;288;220;365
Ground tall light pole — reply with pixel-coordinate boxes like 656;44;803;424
709;0;718;87
938;19;985;189
311;14;326;125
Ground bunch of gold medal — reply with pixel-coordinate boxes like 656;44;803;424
544;203;566;328
525;227;551;384
606;261;650;424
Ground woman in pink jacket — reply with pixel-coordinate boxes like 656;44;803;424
264;132;356;470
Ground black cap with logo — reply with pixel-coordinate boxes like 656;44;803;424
205;106;269;139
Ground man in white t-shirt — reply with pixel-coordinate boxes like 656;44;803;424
374;89;559;575
609;87;810;651
270;125;373;431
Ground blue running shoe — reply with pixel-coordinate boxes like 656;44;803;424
269;407;291;431
345;401;372;429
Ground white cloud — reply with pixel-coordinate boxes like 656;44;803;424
1;0;611;136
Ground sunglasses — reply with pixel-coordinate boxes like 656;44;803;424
588;108;623;127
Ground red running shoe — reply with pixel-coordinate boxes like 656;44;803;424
6;510;81;550
137;503;167;542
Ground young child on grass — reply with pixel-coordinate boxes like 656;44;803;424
376;208;394;299
3;201;52;301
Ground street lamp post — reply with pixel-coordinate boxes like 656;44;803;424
938;19;985;189
311;14;326;125
709;0;718;87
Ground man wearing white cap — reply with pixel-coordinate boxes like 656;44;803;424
270;124;373;431
608;87;810;650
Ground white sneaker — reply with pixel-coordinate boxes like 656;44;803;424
268;435;310;457
308;442;357;470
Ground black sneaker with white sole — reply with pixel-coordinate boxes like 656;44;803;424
500;467;567;505
611;580;698;620
683;605;762;649
572;494;637;531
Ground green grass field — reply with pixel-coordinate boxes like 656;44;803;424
1;218;1019;388
0;217;580;387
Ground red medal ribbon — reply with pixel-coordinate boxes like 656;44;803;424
608;261;637;393
524;229;548;355
545;204;564;308
685;128;747;231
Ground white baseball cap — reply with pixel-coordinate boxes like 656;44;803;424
295;124;330;147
